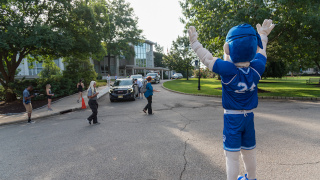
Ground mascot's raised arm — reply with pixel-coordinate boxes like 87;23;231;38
188;20;275;180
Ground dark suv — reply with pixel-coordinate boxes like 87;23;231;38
109;78;138;102
145;73;160;84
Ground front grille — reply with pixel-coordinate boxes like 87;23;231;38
115;90;127;94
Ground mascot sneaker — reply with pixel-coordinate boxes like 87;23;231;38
238;174;256;180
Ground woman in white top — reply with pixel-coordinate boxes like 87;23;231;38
107;74;111;87
87;81;100;125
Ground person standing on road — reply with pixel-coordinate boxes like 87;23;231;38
115;74;118;80
136;78;143;99
107;74;111;87
23;85;35;123
87;81;100;125
143;76;160;115
46;84;54;111
77;80;84;103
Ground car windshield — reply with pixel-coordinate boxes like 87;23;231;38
113;80;132;86
131;75;142;79
147;73;157;77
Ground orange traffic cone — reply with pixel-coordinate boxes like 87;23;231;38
81;97;87;109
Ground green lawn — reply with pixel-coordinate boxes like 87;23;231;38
163;76;320;98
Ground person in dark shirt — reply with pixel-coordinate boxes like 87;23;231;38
77;80;84;103
46;84;54;111
23;85;35;123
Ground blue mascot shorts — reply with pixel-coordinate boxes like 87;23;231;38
223;112;256;152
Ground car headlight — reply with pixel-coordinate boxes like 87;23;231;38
129;88;133;92
109;89;113;93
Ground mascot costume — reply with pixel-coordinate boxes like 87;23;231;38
188;19;275;180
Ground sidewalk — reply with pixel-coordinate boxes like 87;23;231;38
0;86;110;126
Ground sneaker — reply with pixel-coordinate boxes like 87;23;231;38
143;109;147;114
48;108;53;111
93;122;100;125
87;119;92;125
27;120;35;124
238;174;255;180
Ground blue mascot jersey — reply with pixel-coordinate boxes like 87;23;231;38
212;53;267;110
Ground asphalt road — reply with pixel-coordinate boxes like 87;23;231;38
1;80;320;180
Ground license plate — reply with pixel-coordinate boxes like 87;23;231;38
118;91;123;93
118;95;123;98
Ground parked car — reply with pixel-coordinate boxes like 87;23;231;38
144;73;160;84
172;73;183;79
130;74;143;82
109;78;138;102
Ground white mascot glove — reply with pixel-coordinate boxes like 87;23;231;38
256;19;275;36
256;19;275;57
188;26;217;71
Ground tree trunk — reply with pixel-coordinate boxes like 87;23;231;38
5;87;17;102
186;68;189;80
107;53;111;76
313;59;320;71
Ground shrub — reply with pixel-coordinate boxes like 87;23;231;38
193;68;216;78
10;76;77;101
63;56;97;88
38;60;61;78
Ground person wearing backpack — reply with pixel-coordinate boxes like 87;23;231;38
142;76;160;115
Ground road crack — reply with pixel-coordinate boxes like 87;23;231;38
180;138;189;180
279;161;320;166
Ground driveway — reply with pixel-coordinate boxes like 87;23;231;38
0;80;319;179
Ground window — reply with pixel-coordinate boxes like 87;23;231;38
28;62;43;75
135;43;147;67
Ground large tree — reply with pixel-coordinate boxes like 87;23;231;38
0;0;109;102
154;44;165;67
180;0;320;76
105;0;143;74
163;36;196;79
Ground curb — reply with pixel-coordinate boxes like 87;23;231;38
2;85;108;116
2;90;89;116
161;84;320;101
0;91;109;126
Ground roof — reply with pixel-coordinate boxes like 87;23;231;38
144;40;156;45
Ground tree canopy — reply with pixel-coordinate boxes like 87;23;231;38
154;44;165;67
163;36;196;79
180;0;320;77
105;0;143;73
0;0;109;101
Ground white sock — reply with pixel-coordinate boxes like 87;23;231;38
241;149;257;179
225;150;240;180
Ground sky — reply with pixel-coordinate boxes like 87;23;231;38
128;0;185;52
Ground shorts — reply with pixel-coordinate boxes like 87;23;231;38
23;103;32;113
223;112;256;152
78;89;83;92
47;95;52;99
138;87;141;93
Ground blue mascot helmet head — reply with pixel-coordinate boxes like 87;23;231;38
226;24;263;63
